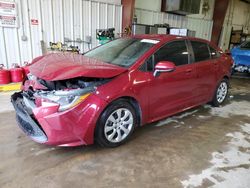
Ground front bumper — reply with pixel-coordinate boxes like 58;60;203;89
233;64;250;73
11;91;108;146
11;92;47;143
232;54;250;73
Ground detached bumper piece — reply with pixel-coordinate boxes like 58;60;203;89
233;64;250;73
11;92;47;143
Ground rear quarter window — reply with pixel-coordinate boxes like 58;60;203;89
191;41;210;62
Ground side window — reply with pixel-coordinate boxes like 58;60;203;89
140;40;189;72
154;40;189;66
140;56;154;72
209;46;221;59
146;56;154;71
191;41;210;62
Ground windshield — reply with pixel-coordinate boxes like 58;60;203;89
84;38;158;67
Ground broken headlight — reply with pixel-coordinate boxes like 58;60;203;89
36;88;93;111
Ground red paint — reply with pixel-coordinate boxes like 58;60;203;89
22;66;30;77
0;64;11;84
155;61;176;71
33;94;108;146
10;64;24;83
14;35;233;146
22;79;47;91
22;62;30;77
29;53;127;81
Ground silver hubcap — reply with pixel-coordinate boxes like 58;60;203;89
104;108;133;143
217;82;228;103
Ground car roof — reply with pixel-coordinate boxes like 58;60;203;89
133;34;208;43
132;34;177;40
132;34;219;50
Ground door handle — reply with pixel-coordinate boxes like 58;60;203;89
185;69;192;73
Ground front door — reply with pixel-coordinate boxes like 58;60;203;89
145;40;197;121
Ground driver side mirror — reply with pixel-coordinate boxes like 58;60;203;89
153;61;176;77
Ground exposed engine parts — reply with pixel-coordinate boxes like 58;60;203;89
36;77;110;91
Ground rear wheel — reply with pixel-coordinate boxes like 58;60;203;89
211;79;229;107
95;99;136;147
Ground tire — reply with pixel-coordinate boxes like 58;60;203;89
211;79;229;107
95;99;136;147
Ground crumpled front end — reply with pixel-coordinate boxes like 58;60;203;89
11;92;48;143
11;75;109;146
231;47;250;73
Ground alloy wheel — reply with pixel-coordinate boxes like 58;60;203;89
104;108;133;143
216;82;228;103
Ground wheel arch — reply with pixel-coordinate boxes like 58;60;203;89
98;96;142;127
221;75;230;88
94;96;142;147
119;96;142;127
223;75;230;80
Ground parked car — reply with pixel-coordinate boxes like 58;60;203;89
231;41;250;73
11;35;233;147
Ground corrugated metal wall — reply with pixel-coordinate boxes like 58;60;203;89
135;8;213;41
0;0;122;68
186;17;213;41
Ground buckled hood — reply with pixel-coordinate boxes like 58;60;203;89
29;53;127;81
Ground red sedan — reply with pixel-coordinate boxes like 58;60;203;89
11;35;233;147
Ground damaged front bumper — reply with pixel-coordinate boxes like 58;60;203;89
11;91;108;146
11;92;48;143
233;64;250;73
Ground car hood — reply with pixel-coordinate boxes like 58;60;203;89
231;46;250;55
231;47;250;66
29;53;127;81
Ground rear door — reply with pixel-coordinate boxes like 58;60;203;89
189;40;216;103
209;45;222;80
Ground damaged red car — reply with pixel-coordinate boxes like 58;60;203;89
11;35;233;147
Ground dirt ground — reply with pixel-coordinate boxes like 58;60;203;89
0;77;249;188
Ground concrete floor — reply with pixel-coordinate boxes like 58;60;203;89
0;78;250;188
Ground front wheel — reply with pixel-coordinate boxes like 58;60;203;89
211;79;229;107
95;99;136;147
